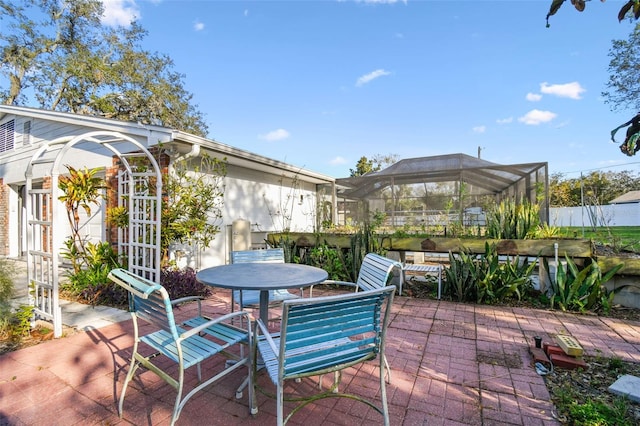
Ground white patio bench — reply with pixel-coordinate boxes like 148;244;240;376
400;263;443;299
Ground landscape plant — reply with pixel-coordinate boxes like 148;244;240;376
485;198;540;239
161;154;227;266
545;255;623;313
307;244;351;282
443;243;536;304
0;258;17;338
160;267;211;301
443;249;477;302
0;259;35;345
473;242;537;303
58;165;107;274
57;165;124;304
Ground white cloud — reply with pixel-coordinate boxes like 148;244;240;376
356;69;391;87
540;82;586;100
472;126;486;134
194;20;205;31
259;129;290;141
101;0;140;27
526;93;542;102
518;109;557;125
496;117;513;124
330;156;347;165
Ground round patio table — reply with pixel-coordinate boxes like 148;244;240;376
196;263;328;324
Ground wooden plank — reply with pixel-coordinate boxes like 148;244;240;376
597;257;640;276
267;233;593;258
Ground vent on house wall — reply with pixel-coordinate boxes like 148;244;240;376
22;120;31;146
0;119;15;153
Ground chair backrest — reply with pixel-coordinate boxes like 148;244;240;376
231;248;285;264
278;285;395;380
230;248;287;305
356;253;402;292
108;268;178;337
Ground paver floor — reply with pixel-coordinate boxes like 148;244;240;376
2;289;640;425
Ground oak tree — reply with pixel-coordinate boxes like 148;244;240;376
0;0;208;136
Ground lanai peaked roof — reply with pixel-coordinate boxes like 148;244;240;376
336;153;548;199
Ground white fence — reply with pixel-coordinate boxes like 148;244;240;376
549;203;640;227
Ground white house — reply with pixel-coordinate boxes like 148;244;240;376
0;105;336;268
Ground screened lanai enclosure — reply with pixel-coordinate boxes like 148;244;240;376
335;153;548;234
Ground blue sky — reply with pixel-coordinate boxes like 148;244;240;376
70;1;640;178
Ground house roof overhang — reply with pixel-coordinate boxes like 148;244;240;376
0;105;335;185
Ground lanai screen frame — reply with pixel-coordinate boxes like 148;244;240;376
335;153;549;229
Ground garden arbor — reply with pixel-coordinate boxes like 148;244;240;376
336;153;549;231
25;131;162;337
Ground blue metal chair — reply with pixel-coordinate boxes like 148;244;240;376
108;268;256;425
313;252;402;383
317;252;403;293
253;285;395;426
230;248;300;313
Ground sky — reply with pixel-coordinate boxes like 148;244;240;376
42;1;640;178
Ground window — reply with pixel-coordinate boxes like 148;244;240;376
0;119;15;153
23;120;31;146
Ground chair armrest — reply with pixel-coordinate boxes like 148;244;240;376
321;280;357;288
172;296;204;317
255;318;279;355
309;280;357;297
171;296;204;306
179;310;250;340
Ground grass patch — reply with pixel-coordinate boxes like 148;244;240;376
544;355;640;425
559;226;640;253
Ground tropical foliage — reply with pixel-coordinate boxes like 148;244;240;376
58;165;108;274
443;243;536;304
485;198;540;239
160;154;227;265
545;256;623;313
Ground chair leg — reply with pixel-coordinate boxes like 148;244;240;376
170;366;186;426
383;355;391;384
380;356;390;426
277;382;285;426
118;338;141;418
118;358;138;417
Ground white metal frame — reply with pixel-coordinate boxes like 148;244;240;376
25;131;162;337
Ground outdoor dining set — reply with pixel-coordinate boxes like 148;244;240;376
107;249;401;426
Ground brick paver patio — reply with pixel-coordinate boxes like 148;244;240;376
2;289;640;425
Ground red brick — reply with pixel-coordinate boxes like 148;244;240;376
529;347;550;366
550;353;588;370
545;345;565;357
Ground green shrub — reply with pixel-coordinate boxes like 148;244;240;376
0;258;16;319
160;267;211;300
61;241;123;305
307;245;351;281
